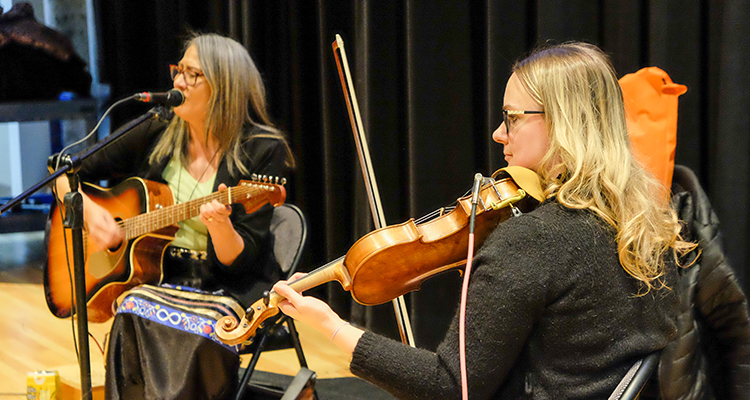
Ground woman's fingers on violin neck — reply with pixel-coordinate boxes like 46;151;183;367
272;281;302;302
276;299;298;317
289;272;307;282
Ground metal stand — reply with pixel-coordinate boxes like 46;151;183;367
62;168;94;400
0;106;171;400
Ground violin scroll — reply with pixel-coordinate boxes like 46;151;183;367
216;294;282;345
216;258;354;345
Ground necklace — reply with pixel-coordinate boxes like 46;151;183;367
175;149;220;204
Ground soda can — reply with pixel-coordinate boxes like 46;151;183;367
26;370;60;400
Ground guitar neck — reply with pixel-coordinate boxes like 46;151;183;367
122;185;267;240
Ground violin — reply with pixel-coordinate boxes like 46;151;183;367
216;166;543;345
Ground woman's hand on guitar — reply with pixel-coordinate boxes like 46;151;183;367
84;199;124;252
55;175;123;252
200;183;233;228
202;183;244;265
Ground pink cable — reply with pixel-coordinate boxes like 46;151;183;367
459;232;476;400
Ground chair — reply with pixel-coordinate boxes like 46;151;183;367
236;203;317;400
608;351;661;400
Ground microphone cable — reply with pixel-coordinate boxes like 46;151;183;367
459;173;484;400
51;95;132;172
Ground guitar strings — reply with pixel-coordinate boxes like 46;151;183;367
113;185;265;240
80;184;271;251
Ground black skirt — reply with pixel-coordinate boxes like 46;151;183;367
104;267;245;399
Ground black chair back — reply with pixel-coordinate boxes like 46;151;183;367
609;351;661;400
267;203;308;278
237;204;316;400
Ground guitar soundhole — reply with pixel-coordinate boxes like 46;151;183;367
108;242;123;252
109;217;124;252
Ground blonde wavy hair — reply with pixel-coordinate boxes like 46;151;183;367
513;42;694;292
149;33;294;174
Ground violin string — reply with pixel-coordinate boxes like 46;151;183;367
414;205;457;225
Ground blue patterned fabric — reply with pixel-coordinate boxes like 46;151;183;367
115;284;243;353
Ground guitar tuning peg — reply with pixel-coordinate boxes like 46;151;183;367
281;178;287;186
262;175;268;183
251;173;258;181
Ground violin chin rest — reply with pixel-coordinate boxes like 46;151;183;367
493;166;544;203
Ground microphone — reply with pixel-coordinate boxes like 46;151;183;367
470;173;484;205
132;89;184;107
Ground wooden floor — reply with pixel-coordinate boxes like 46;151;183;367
0;231;353;399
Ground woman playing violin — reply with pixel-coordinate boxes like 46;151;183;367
55;33;293;399
274;42;693;399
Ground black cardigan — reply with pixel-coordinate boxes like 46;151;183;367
351;199;680;399
77;116;291;304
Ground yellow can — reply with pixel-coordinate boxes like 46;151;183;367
26;370;60;400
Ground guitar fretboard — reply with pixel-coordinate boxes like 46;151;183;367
121;184;271;240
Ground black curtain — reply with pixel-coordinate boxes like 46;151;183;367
95;0;750;351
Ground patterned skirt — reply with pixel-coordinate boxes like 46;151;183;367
104;283;245;400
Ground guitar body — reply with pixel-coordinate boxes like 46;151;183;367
44;178;178;322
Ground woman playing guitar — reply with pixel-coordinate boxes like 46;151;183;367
52;32;294;400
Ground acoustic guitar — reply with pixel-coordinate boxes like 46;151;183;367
44;175;286;322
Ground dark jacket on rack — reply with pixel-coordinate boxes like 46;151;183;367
0;2;91;101
657;165;750;399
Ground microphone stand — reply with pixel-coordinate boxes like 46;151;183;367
0;105;171;400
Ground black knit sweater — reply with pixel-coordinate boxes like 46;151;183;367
351;199;679;399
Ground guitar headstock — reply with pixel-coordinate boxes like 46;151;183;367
234;175;287;213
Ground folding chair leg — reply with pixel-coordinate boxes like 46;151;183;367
236;316;318;400
235;330;269;400
285;318;309;368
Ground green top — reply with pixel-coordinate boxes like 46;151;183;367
162;156;217;250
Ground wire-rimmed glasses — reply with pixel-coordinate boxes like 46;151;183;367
502;109;545;133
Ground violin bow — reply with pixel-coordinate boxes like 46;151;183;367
332;34;416;346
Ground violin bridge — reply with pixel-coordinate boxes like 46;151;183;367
478;195;489;211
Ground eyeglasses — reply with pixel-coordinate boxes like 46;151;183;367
169;64;204;86
502;109;545;133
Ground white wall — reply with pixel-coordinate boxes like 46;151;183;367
1;1;51;198
0;123;19;197
1;0;100;198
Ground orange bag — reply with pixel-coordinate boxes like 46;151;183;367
619;67;687;189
